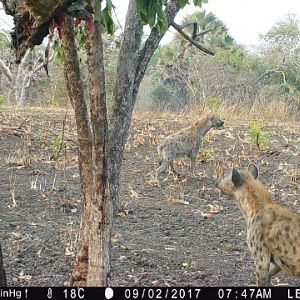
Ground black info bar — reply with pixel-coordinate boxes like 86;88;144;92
0;287;299;300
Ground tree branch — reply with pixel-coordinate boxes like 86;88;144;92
0;59;13;82
195;26;219;38
34;52;54;74
259;69;287;86
170;20;215;55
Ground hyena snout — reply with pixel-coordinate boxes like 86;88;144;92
216;119;224;127
211;115;224;128
215;173;234;195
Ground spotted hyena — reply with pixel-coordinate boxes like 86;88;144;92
217;163;300;286
155;113;224;181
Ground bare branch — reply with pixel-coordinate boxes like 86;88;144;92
259;69;287;86
195;26;219;38
180;22;220;39
170;20;215;56
33;52;54;74
0;58;13;81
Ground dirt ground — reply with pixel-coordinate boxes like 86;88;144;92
0;108;300;287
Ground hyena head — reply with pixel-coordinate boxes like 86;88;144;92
208;113;224;128
216;163;259;197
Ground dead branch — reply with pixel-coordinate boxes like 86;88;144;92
0;59;13;81
181;22;219;39
170;20;215;56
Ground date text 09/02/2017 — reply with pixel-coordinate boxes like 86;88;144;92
121;287;299;300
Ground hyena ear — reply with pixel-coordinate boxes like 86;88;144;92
248;163;259;179
232;168;244;186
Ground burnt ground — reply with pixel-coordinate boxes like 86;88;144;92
0;108;300;287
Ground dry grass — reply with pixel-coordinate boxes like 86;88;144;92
133;99;300;127
219;99;298;123
1;98;298;128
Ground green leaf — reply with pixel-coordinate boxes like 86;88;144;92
139;12;149;25
136;0;196;31
137;0;151;15
156;4;168;33
94;0;102;22
147;0;157;28
193;0;203;6
75;23;88;49
100;0;116;34
176;0;188;9
53;40;64;62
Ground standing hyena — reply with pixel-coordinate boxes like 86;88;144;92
155;113;224;181
217;164;300;286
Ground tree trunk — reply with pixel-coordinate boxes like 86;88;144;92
63;11;111;286
107;0;143;214
62;16;93;286
85;2;111;285
108;0;179;214
0;244;6;287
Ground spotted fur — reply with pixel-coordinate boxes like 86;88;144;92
155;113;224;181
217;164;300;286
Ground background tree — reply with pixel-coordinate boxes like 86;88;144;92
141;10;237;110
258;15;300;107
0;30;55;105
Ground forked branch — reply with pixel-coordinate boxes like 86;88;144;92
170;20;215;56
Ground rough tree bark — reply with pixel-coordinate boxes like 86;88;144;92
62;16;93;286
108;0;179;214
84;1;111;285
62;9;110;286
107;0;143;214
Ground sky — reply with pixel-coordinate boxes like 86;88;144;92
0;0;300;47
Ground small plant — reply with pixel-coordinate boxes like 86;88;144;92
0;94;4;109
201;147;216;162
53;40;64;63
203;133;211;143
248;120;270;149
207;96;222;114
50;134;64;158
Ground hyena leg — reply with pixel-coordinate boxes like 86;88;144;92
268;263;281;285
255;262;271;286
247;235;272;286
155;159;169;181
252;251;273;286
170;160;181;177
188;153;197;177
